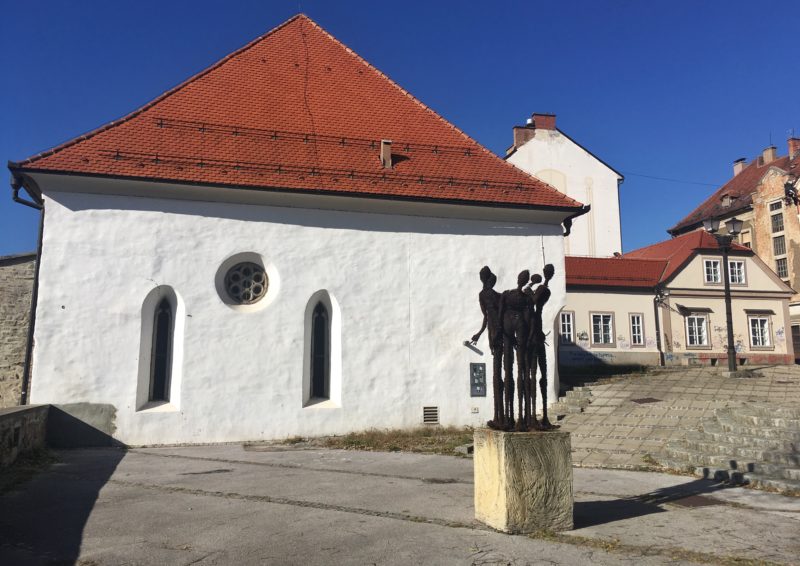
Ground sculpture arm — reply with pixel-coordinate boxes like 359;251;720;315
471;297;489;343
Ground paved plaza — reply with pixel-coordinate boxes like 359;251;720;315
558;365;800;470
2;444;800;565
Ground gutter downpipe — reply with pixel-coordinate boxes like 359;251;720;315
11;176;44;405
653;286;666;367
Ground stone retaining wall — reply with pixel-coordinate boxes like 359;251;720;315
0;405;48;467
0;253;35;408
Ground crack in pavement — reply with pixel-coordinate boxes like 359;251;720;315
108;477;483;531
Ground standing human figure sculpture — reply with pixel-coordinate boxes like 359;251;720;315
470;266;505;430
527;264;558;430
522;272;543;429
495;270;534;431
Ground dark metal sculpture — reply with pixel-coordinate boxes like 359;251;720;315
471;267;505;429
470;265;559;432
496;270;532;431
525;264;557;430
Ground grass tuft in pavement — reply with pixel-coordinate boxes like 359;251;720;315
282;427;474;456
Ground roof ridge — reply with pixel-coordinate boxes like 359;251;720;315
299;17;580;207
15;14;307;167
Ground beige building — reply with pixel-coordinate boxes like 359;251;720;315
669;138;800;358
561;230;795;369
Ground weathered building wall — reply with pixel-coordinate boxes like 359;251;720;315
0;254;35;408
30;189;568;446
750;167;800;326
559;289;660;368
664;255;794;365
507;127;622;257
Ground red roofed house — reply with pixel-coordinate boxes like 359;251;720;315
560;230;795;369
668;140;800;357
8;15;587;445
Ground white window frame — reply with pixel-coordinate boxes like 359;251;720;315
559;311;574;345
703;258;721;284
629;313;644;347
728;260;746;285
685;315;709;348
591;313;615;347
748;316;772;349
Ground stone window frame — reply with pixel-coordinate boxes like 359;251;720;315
702;257;722;285
748;315;773;350
559;311;574;345
776;257;789;279
628;313;645;347
590;312;615;348
685;314;711;350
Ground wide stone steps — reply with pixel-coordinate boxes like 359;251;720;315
693;427;800;450
656;402;800;494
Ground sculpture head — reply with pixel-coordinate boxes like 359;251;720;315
530;273;542;285
479;266;495;289
543;264;555;282
517;270;530;288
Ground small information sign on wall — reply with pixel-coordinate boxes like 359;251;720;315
470;363;486;397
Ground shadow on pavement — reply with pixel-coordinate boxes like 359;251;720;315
574;478;737;529
0;448;126;565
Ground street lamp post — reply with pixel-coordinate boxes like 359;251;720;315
703;217;744;373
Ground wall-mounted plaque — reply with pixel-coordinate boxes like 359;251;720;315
470;363;486;397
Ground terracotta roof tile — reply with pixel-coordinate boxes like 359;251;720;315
669;153;799;234
565;256;667;288
566;230;753;289
624;229;751;282
10;15;582;211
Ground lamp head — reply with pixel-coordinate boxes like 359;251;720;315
726;217;743;236
702;218;720;233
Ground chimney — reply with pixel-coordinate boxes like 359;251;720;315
380;139;392;169
510;125;536;153
789;137;800;159
733;158;746;176
532;113;556;130
762;145;777;165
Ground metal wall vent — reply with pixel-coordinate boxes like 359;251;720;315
423;406;439;424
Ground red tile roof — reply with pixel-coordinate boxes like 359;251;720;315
624;229;751;282
10;15;582;211
565;256;667;288
566;230;752;289
669;153;800;234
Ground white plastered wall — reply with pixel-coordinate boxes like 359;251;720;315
507;129;622;257
30;189;567;445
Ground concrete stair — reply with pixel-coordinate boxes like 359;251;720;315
656;403;800;494
552;386;592;417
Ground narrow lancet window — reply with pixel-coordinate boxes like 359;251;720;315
310;301;330;400
149;297;174;402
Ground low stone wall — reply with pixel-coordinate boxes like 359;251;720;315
0;405;48;467
0;253;36;408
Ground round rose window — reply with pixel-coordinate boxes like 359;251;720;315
224;262;268;304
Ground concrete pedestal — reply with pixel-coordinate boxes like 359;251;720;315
474;428;573;533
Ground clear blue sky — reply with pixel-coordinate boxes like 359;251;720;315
2;0;798;256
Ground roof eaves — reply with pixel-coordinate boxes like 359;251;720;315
11;166;586;213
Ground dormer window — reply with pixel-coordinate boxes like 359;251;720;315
720;194;735;208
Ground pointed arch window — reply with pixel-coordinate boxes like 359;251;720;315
149;298;174;402
310;301;330;400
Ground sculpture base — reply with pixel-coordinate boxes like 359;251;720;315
474;428;573;533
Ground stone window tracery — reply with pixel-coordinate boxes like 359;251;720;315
224;262;268;304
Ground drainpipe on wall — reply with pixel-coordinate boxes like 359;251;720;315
10;176;44;405
653;287;666;367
